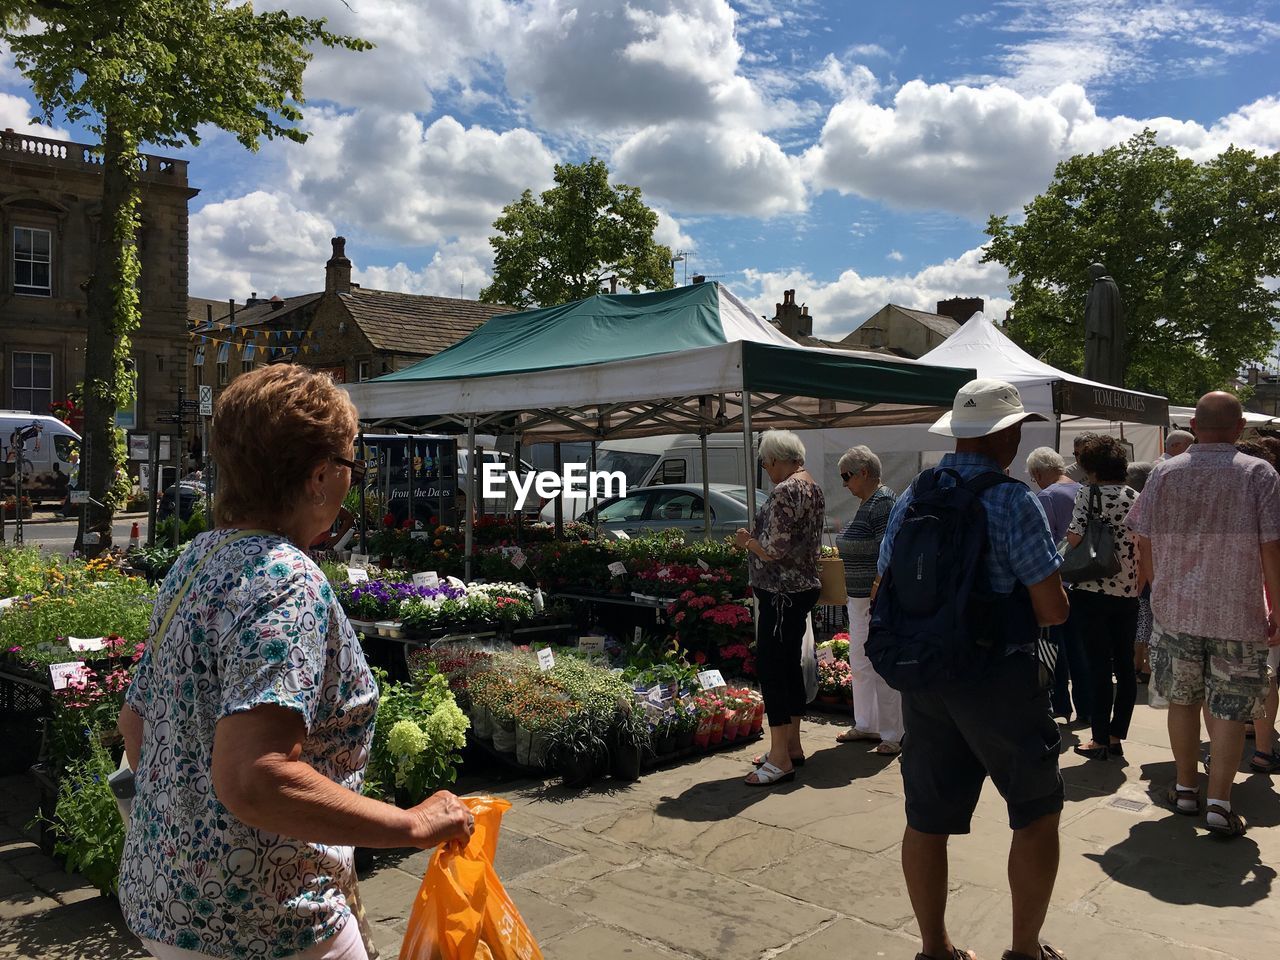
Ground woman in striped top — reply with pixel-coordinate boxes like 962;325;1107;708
833;446;903;754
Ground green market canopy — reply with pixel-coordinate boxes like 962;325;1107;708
344;283;976;441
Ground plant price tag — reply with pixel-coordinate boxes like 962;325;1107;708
697;669;726;690
347;567;369;584
696;559;710;571
537;647;556;671
68;636;106;653
49;661;88;691
412;571;439;589
510;549;527;569
607;561;627;577
532;588;545;613
349;553;370;570
817;646;835;665
646;684;665;705
578;635;606;654
410;531;431;541
634;625;643;645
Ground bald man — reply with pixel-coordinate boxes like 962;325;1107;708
1127;391;1280;838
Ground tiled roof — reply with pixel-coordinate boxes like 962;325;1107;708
189;293;323;332
340;289;518;354
888;304;959;338
187;296;231;328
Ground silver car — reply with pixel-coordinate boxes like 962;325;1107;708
580;483;767;540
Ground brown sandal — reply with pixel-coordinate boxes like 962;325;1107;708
1166;785;1200;816
916;948;977;960
1205;804;1247;838
1001;947;1067;960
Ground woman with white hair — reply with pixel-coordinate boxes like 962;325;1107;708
833;446;903;754
735;429;825;786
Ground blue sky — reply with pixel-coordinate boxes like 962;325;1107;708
2;0;1278;337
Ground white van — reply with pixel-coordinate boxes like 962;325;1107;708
0;412;81;504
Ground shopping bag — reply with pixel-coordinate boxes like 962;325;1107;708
399;796;543;960
802;614;819;703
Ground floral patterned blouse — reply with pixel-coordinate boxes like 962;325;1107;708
120;529;378;960
749;474;825;594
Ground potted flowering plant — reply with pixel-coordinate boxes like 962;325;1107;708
817;659;853;705
511;687;573;769
609;703;650;782
365;668;469;807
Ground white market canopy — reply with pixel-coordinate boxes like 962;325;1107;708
919;312;1169;426
1169;405;1278;429
344;283;977;442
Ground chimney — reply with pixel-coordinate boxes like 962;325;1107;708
270;295;284;311
326;236;353;294
773;289;812;341
691;274;706;284
936;296;984;325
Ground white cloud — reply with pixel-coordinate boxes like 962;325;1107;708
807;80;1280;220
355;244;495;299
809;54;879;100
983;0;1280;94
261;0;510;113
503;0;785;133
739;245;1012;338
652;207;695;252
0;91;67;139
886;250;904;262
189;191;338;299
613;121;806;217
284;110;558;249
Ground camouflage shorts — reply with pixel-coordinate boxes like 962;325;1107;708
1150;621;1268;722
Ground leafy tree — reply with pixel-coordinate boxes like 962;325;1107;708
480;157;675;308
984;131;1280;403
0;1;369;552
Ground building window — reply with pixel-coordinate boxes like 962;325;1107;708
242;343;256;374
357;360;371;382
10;351;53;413
13;227;52;297
216;342;230;386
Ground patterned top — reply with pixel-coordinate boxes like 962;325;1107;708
1036;480;1081;544
120;530;378;960
1126;444;1280;643
1066;484;1141;597
835;485;896;599
878;452;1062;594
749;474;825;593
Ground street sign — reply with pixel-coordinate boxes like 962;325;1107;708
128;434;172;461
69;490;89;504
198;386;213;417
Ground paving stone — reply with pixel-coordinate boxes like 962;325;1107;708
795;799;907;855
748;841;917;929
356;866;425;929
771;918;920;958
584;807;817;875
541;923;694;960
566;856;833;960
0;889;61;921
505;886;587;944
5;852;61;880
739;777;901;830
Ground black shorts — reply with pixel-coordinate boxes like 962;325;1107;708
901;652;1063;834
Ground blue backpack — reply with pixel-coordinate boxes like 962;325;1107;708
866;467;1038;691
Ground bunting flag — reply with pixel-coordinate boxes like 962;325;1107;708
302;344;310;354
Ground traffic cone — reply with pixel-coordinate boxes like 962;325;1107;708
128;522;141;550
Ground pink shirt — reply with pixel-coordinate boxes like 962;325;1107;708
1126;444;1280;643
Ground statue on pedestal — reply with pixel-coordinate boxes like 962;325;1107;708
1083;263;1126;387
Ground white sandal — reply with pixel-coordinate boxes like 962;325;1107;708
871;741;902;755
745;760;796;787
836;728;880;743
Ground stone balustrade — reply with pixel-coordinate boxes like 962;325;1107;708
0;127;188;184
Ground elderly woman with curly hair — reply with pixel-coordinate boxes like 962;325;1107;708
116;366;472;960
735;429;825;787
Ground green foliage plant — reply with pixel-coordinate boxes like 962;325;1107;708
41;742;125;895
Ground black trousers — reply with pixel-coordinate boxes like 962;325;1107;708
1071;589;1139;745
755;587;820;725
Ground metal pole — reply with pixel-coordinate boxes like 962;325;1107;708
358;424;368;554
172;386;185;550
742;391;755;516
464;417;476;582
513;435;523;546
553;441;563;539
201;415;212;525
700;427;711;541
13;428;24;546
407;436;417;530
147;431;159;547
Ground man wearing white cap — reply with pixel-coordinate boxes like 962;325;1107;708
876;379;1070;960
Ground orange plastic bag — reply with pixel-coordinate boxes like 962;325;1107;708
399;796;543;960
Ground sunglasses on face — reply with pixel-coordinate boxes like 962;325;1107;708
331;454;368;487
841;471;855;482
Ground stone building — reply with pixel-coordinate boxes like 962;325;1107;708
191;237;517;398
840;299;985;359
0;128;197;429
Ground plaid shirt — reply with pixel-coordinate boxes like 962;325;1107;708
878;452;1062;593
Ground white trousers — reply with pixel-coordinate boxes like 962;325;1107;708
847;596;904;744
143;913;366;960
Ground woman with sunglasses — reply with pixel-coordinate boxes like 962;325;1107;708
116;365;472;960
832;446;903;755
